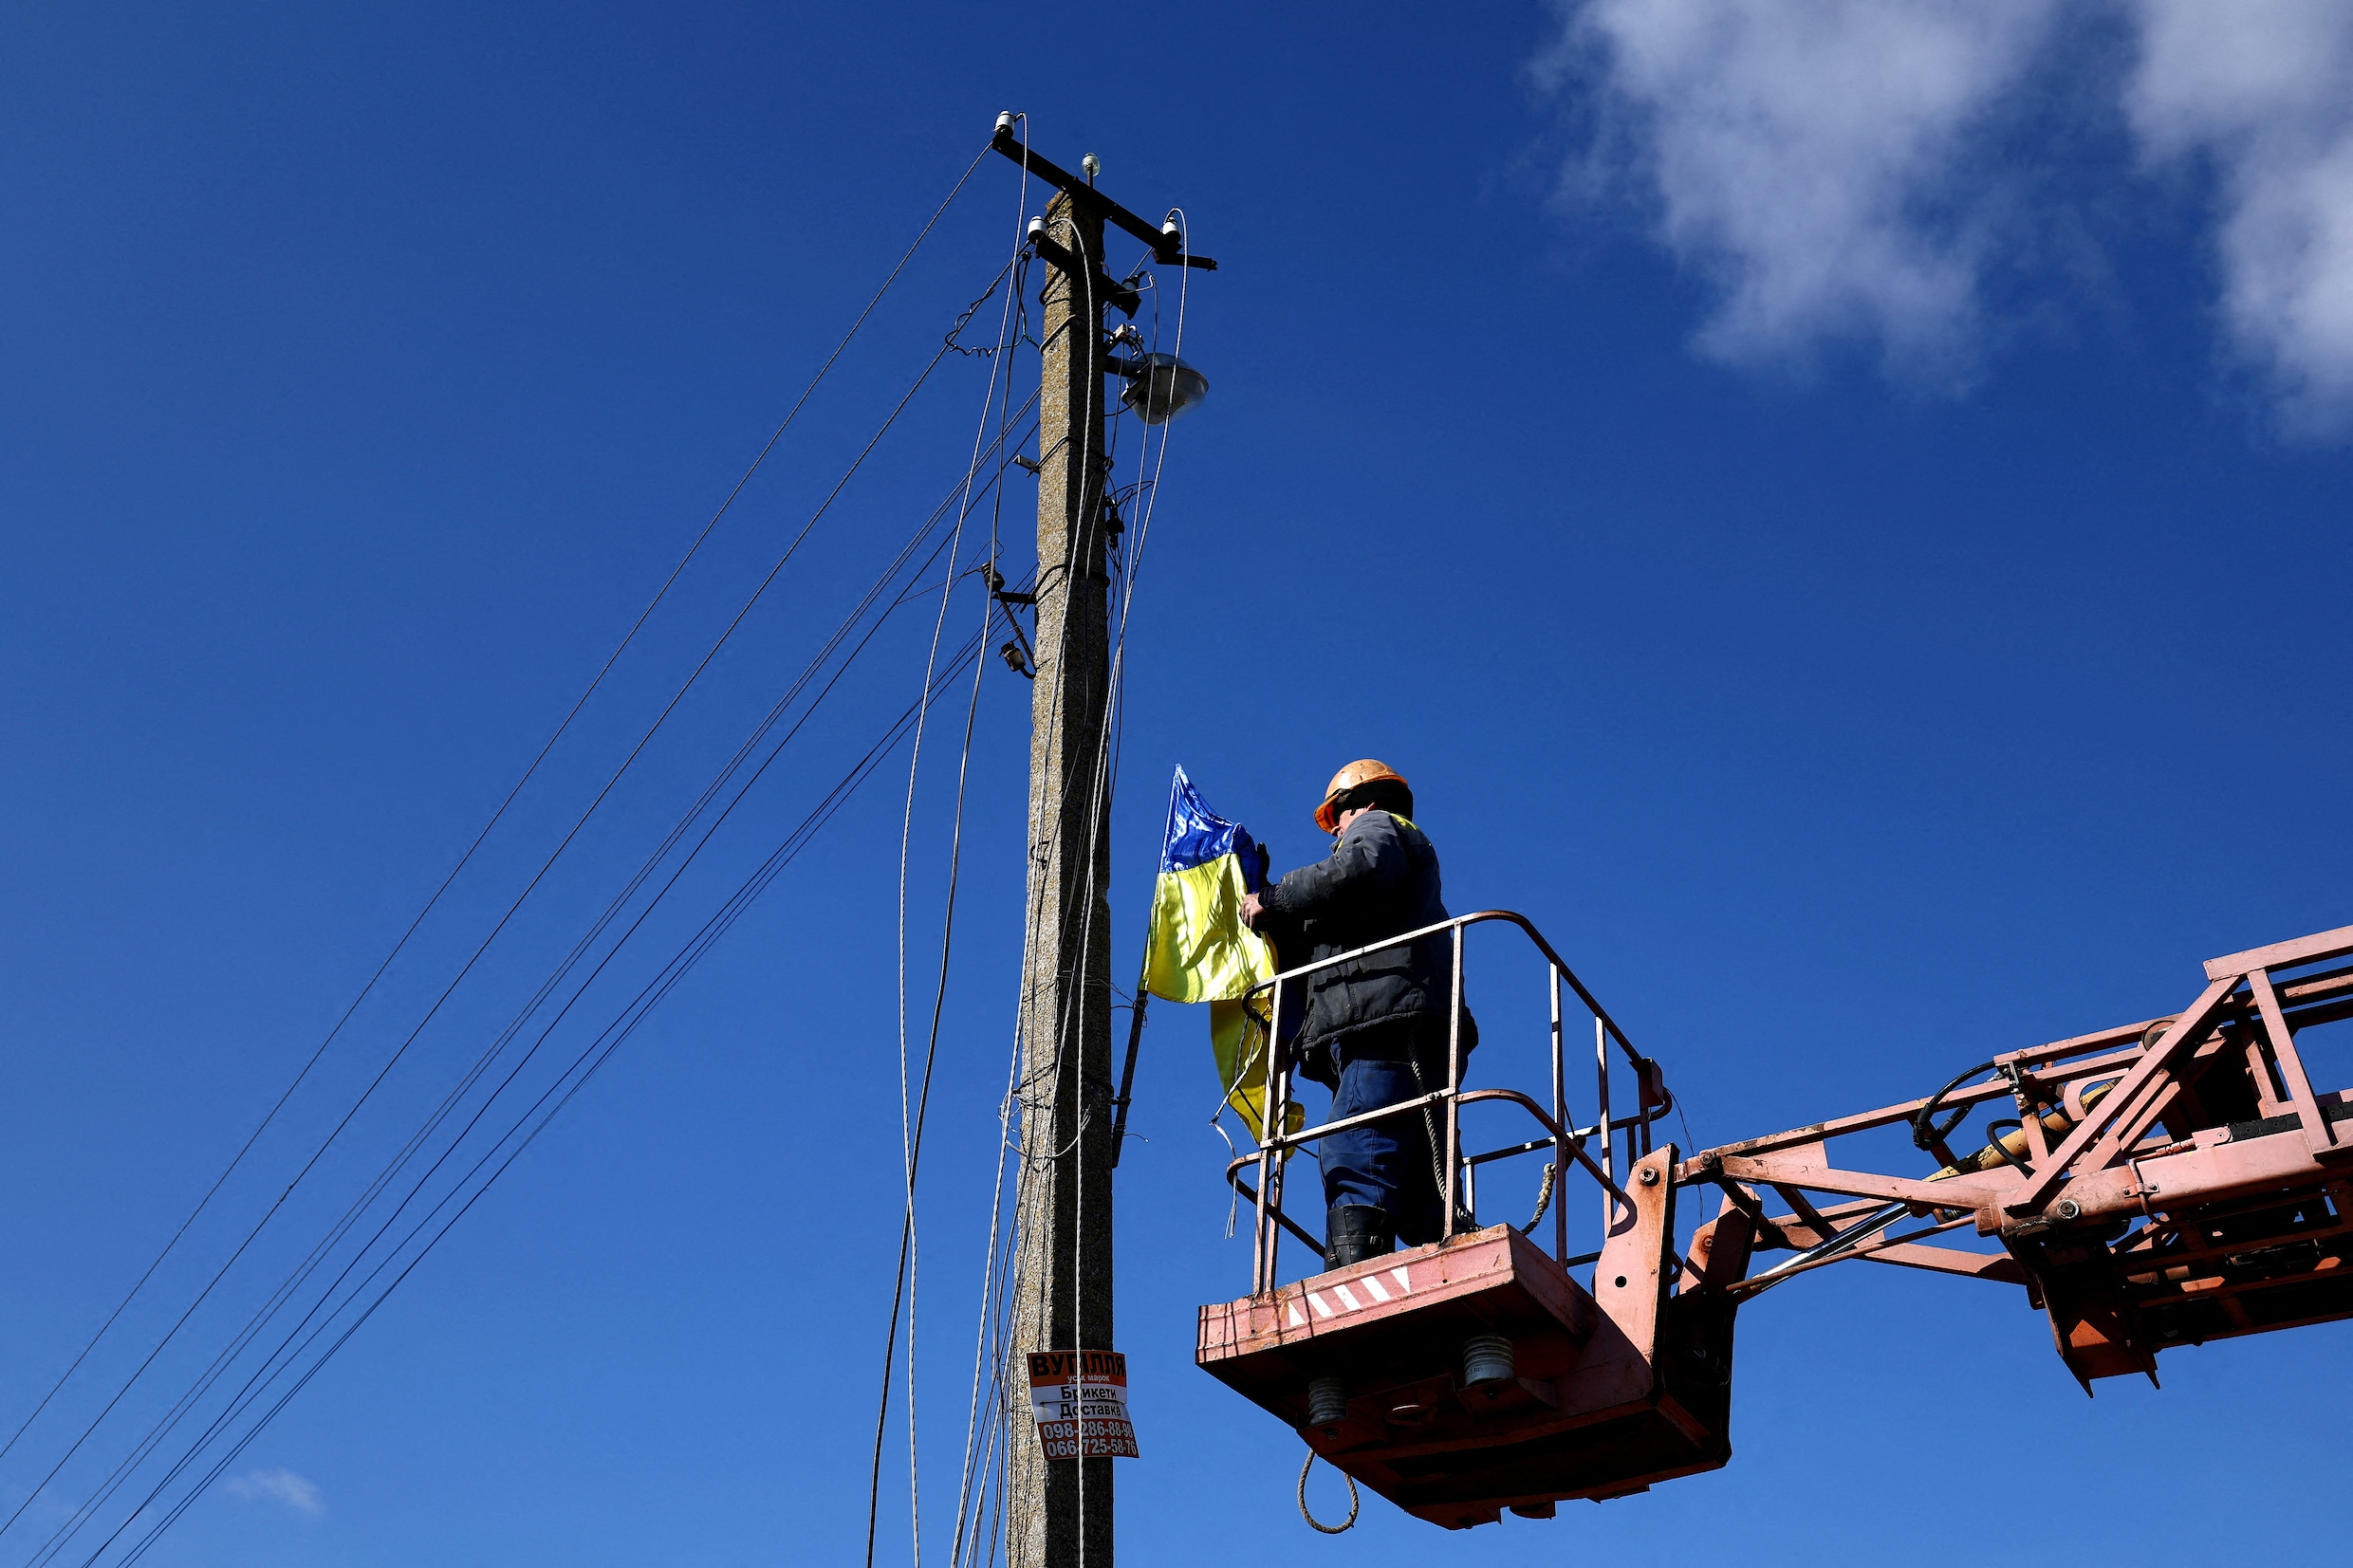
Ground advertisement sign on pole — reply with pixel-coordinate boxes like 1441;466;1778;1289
1026;1350;1139;1459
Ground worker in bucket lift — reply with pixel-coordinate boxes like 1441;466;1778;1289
1241;760;1476;1273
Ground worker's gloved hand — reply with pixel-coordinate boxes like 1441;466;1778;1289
1241;891;1266;930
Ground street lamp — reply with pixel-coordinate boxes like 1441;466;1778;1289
1113;352;1208;424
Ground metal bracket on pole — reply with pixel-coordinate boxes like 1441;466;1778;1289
991;120;1219;271
1028;231;1139;317
1110;990;1147;1168
982;564;1038;680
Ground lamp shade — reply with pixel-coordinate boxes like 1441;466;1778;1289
1119;353;1208;425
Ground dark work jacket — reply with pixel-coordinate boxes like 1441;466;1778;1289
1255;810;1475;1087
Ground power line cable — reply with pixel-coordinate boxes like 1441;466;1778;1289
28;418;1037;1568
2;334;1006;1558
870;208;1029;1568
24;265;1031;1567
952;190;1133;1568
87;600;1018;1568
949;201;1039;1568
0;135;998;1497
41;293;1040;1560
981;202;1193;1568
71;142;1151;1568
954;180;1139;1568
23;454;1028;1568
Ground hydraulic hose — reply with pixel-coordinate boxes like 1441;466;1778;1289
1933;1079;2119;1178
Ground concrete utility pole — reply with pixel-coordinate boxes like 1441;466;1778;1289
1007;181;1118;1568
989;120;1212;1568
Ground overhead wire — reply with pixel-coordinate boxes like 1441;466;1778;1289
52;134;1190;1568
97;640;1005;1566
871;193;1029;1568
85;571;1033;1568
985;186;1158;1568
946;191;1196;1568
948;172;1040;1568
974;194;1102;1568
1010;215;1189;1568
0;133;1000;1512
1057;207;1193;1568
39;395;1035;1558
947;1009;1028;1568
24;424;1037;1568
1030;203;1195;1568
866;567;1000;1568
31;531;1018;1568
1065;207;1113;1568
27;275;1034;1567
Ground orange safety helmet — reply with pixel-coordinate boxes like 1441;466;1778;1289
1313;759;1412;834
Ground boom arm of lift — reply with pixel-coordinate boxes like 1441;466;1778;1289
1682;920;2353;1388
1196;918;2353;1528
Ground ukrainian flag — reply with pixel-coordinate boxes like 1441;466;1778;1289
1139;767;1298;1142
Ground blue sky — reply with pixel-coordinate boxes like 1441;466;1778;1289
4;3;2351;1565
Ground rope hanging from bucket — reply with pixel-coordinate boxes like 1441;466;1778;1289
1523;1159;1557;1232
1297;1448;1360;1534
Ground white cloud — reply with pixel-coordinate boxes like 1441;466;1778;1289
224;1467;324;1517
1547;0;2353;430
1553;0;2060;381
2124;0;2353;430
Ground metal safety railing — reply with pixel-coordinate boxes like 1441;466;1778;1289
1223;910;1673;1295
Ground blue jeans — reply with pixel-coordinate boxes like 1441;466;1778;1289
1321;1054;1446;1245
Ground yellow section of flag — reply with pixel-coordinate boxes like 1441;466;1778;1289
1210;994;1302;1144
1142;854;1274;1005
1140;766;1299;1144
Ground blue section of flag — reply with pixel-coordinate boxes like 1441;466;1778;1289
1159;766;1266;888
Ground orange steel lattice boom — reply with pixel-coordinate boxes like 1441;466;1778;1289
1195;916;2353;1528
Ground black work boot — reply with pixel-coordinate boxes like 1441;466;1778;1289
1324;1205;1395;1271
